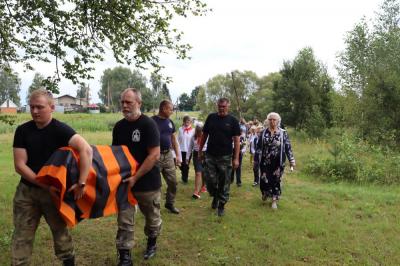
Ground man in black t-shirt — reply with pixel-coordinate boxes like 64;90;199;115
199;98;240;217
152;100;181;214
112;88;162;264
12;89;93;266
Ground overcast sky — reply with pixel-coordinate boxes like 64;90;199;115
15;0;383;104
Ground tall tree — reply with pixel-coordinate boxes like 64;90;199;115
150;73;163;111
0;0;209;92
244;72;281;121
98;67;152;111
273;47;334;133
337;0;400;142
76;84;89;105
198;71;261;119
190;86;201;110
161;83;171;101
178;93;192;111
26;72;45;101
0;67;21;106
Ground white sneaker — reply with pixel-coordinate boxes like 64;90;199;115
271;201;278;209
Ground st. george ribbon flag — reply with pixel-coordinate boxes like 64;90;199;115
36;145;138;227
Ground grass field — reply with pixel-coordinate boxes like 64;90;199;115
1;115;400;265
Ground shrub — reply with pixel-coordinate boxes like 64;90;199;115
305;133;400;185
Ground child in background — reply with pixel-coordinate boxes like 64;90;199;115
248;126;257;166
251;126;263;186
188;123;207;199
231;128;247;187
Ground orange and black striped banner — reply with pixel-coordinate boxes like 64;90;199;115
36;145;138;227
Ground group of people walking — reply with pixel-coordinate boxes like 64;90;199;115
10;88;295;265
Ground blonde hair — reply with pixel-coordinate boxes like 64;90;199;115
29;89;54;105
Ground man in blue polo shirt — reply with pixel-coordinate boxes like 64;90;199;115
152;100;181;214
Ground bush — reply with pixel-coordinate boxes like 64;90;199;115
305;133;400;185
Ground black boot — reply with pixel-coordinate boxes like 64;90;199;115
217;202;225;217
211;197;219;209
144;237;157;260
118;249;133;266
63;256;75;266
165;203;180;214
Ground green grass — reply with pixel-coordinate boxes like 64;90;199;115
0;112;200;134
1;129;400;265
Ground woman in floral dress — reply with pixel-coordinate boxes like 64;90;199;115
256;112;295;209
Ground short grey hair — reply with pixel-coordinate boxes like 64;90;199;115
121;88;142;103
265;112;282;128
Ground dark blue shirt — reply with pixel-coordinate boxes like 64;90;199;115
152;116;175;151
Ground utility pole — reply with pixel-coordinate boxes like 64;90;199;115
231;71;242;119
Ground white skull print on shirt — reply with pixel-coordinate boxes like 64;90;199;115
132;129;141;142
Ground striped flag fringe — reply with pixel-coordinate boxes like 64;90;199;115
36;145;138;227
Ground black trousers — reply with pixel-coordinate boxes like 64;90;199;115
180;151;192;182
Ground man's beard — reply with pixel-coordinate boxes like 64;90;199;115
124;108;141;120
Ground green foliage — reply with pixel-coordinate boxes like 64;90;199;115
337;0;400;143
177;92;192;111
76;83;89;100
273;47;333;133
26;73;45;101
177;87;200;111
0;0;209;91
303;105;327;138
1;130;400;264
305;132;400;185
198;70;263;119
161;83;171;101
244;72;280;121
0;67;20;106
0;115;16;126
98;66;153;111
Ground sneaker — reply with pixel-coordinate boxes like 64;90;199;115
236;183;242;187
192;193;201;199
200;186;207;193
252;182;258;187
271;201;278;209
211;197;219;209
165;203;180;214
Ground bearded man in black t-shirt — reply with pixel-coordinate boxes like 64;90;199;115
12;89;93;266
112;88;162;264
199;98;240;217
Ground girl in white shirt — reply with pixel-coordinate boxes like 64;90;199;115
177;115;195;183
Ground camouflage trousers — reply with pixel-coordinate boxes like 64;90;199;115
203;153;233;205
158;150;178;205
116;189;162;250
12;182;74;266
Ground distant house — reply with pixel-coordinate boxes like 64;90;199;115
87;103;100;114
0;99;18;114
54;94;88;112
